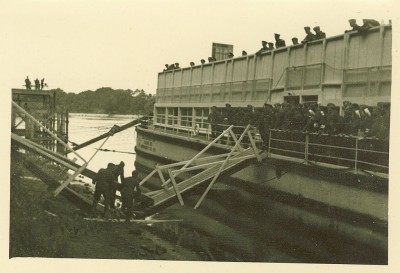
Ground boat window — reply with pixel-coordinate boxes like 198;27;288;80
302;95;318;106
181;108;193;127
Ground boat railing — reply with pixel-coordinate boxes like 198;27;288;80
142;117;389;174
148;115;258;147
268;129;389;174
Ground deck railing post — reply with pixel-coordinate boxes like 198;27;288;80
268;130;272;156
305;133;309;163
355;137;358;173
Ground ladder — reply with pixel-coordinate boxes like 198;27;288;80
139;124;264;211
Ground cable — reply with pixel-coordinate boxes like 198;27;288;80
93;148;136;155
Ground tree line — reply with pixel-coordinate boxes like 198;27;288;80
53;87;155;115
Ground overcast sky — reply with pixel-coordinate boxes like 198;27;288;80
0;0;397;94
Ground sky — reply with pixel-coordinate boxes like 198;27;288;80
2;1;400;272
0;0;397;95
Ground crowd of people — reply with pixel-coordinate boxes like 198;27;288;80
24;76;46;90
208;101;391;142
163;19;383;70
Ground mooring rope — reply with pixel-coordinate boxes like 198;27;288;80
94;148;136;155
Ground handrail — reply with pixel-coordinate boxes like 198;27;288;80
268;130;389;173
146;114;389;173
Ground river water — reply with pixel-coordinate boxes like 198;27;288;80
67;113;387;264
68;113;138;176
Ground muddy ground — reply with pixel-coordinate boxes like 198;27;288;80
9;157;204;261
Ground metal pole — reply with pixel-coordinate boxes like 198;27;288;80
305;133;309;163
355;137;358;173
268;130;272;155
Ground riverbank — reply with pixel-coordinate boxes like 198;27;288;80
9;158;202;260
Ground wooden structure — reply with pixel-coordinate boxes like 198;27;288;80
11;88;69;153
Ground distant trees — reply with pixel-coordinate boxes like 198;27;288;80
53;87;155;115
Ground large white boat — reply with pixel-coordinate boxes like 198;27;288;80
134;24;391;263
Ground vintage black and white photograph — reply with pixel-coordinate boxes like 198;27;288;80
2;0;399;272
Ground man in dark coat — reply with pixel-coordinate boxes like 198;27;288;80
268;42;275;50
301;26;315;44
345;19;362;33
92;164;117;217
40;78;45;90
34;78;40;90
258;103;275;147
120;170;141;221
313;26;326;40
326;103;340;135
256;41;269;55
208;106;222;138
107;161;125;209
274;33;286;48
25;76;31;90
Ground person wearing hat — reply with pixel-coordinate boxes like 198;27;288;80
242;50;247;56
208;57;215;63
313;26;326;40
200;59;206;64
190;61;195;67
274;33;286;48
301;26;315;44
256;41;269;55
268;42;275;50
291;37;299;45
227;52;234;58
345;19;362;33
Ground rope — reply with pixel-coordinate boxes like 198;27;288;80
94;148;136;155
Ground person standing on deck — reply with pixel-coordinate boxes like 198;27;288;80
40;78;45;90
258;103;275;149
208;106;221;138
25;76;31;90
34;78;40;90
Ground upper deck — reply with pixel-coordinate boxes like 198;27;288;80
155;25;392;108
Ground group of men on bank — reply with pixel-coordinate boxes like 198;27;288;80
91;161;142;220
24;76;46;90
208;100;391;143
